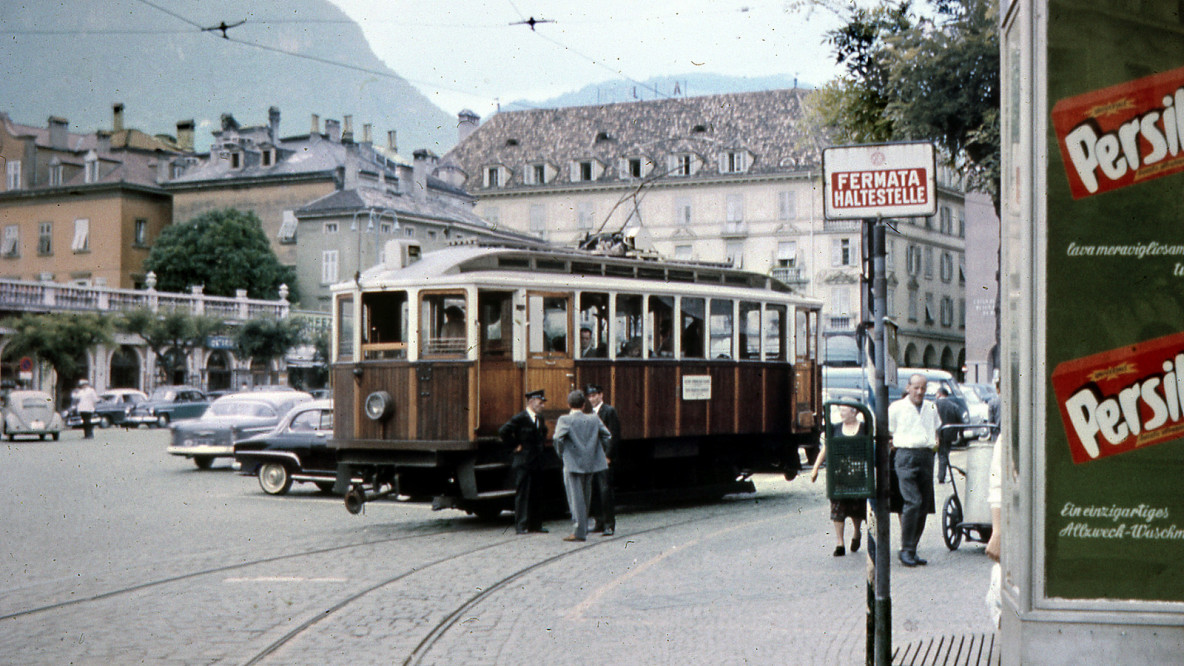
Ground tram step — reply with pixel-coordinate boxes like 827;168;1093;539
474;490;516;499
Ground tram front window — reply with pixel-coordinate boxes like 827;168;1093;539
681;297;705;359
739;301;761;360
648;295;675;358
479;291;512;358
615;294;643;358
528;295;569;355
362;291;408;360
579;292;609;358
710;299;734;359
765;304;787;361
421;293;468;357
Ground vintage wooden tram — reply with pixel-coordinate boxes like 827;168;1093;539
329;240;823;516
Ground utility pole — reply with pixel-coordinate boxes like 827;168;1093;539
870;217;892;665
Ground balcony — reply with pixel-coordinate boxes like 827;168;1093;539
823;219;862;233
826;315;855;331
720;221;748;238
771;266;808;286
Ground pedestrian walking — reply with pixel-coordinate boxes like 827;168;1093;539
76;379;99;440
585;384;621;536
888;373;940;567
551;389;611;542
934;387;963;483
499;389;550;535
810;404;868;556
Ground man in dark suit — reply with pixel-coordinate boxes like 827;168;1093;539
586;384;622;536
499;389;549;534
935;387;964;484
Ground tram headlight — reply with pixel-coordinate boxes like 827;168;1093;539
364;391;394;421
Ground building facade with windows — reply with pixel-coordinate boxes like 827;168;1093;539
0;106;180;288
438;90;968;373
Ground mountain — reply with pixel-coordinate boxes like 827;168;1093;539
502;73;810;112
0;0;455;154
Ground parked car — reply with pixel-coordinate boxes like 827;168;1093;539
125;386;210;428
233;399;338;494
168;390;313;469
2;390;65;441
895;368;978;442
822;366;902;412
64;389;149;428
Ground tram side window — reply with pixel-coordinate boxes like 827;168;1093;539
361;290;408;360
578;292;610;358
421;293;468;357
479;291;512;358
709;299;734;359
739;301;761;359
337;296;354;361
796;309;809;361
681;297;705;359
615;294;643;358
648;295;675;358
528;295;570;355
765;304;787;361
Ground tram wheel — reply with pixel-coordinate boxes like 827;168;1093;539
942;495;963;550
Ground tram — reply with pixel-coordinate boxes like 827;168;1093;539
329;239;823;516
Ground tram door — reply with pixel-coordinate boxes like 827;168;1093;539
793;307;820;429
477;290;519;434
525;292;574;412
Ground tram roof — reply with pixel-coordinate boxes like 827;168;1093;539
335;243;819;304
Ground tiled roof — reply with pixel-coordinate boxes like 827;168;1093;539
297;186;488;228
440;88;824;190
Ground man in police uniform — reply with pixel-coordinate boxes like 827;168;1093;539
585;384;621;536
499;389;549;534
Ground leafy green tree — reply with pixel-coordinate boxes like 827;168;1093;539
796;0;1000;209
143;208;300;303
2;312;113;404
118;308;225;386
233;316;304;383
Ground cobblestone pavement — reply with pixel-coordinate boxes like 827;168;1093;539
0;429;994;664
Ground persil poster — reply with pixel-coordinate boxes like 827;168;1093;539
1052;65;1184;199
1053;331;1184;464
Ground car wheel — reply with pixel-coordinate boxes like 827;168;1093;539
193;456;214;470
98;415;112;429
156;414;170;428
259;463;293;495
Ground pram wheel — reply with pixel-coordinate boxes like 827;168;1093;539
942;495;963;550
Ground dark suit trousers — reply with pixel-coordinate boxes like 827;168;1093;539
514;465;541;532
894;447;934;553
590;467;615;529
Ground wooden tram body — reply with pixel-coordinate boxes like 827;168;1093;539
330;242;823;515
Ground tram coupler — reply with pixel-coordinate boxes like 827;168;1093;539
344;483;397;515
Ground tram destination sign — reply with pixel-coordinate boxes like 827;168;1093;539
822;142;937;220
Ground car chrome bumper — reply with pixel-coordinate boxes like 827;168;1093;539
167;445;234;458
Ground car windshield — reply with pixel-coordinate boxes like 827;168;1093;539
962;388;985;408
208;400;277;418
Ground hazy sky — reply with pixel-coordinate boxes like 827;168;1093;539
327;0;844;117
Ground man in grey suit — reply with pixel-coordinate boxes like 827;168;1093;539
552;389;611;542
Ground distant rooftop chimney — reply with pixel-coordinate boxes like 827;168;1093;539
457;109;479;143
311;113;320;135
342;115;353;143
176;120;195;152
112;103;125;132
387;130;397;154
325;118;341;142
268;106;280;143
362;123;372;145
412;149;437;201
48;116;68;150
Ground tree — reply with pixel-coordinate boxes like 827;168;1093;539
2;312;113;404
233;316;304;384
118;308;225;386
797;0;1000;210
143;208;301;303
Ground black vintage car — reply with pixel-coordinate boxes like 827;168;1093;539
233;399;336;494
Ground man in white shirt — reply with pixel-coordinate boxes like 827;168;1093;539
76;379;100;440
888;373;941;567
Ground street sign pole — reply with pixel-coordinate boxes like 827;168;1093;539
870;217;892;665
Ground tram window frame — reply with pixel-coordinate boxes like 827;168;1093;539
361;290;409;360
527;293;572;357
681;297;706;359
614;294;643;359
709;299;734;360
648;295;676;359
739;301;762;360
795;308;810;362
578;292;610;359
336;295;354;362
478;291;513;359
420;291;469;358
764;304;788;361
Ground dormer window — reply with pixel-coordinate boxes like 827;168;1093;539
669;153;695;177
595;131;613;143
484;165;508;188
570;159;603;182
525;162;552;185
84;152;99;183
505;138;519;147
48;160;63;186
261;148;274;167
720;150;748;174
580;162;592;181
230;152;242;169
